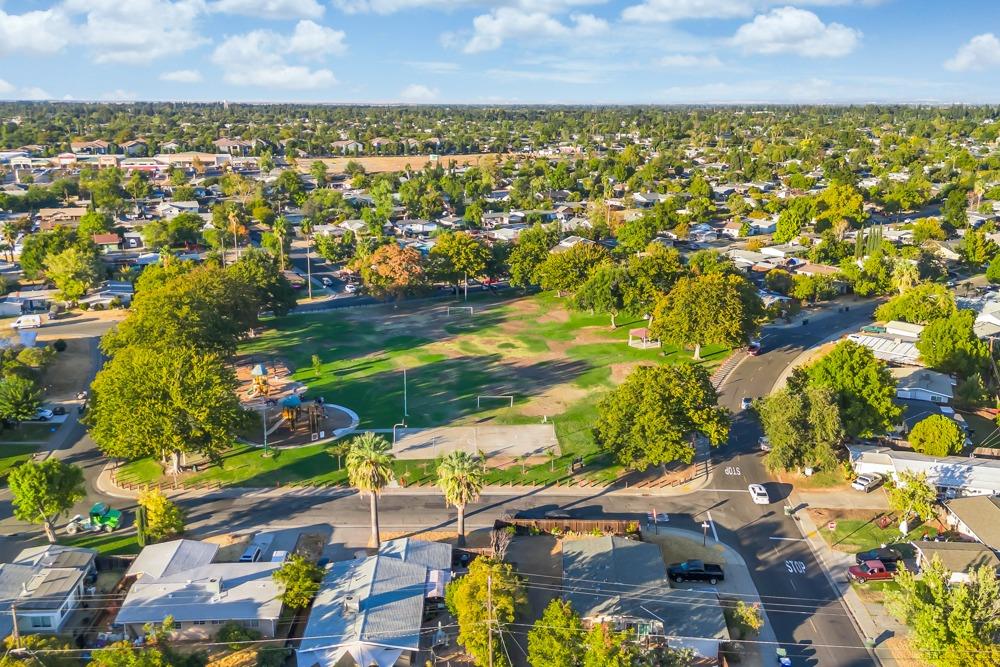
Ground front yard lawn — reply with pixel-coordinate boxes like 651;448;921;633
0;444;38;478
61;531;140;556
810;509;939;556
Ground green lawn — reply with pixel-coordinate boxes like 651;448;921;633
120;291;729;489
61;531;141;556
0;444;37;478
819;517;937;556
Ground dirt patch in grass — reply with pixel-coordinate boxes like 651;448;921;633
609;361;657;384
519;384;590;417
300;153;507;175
538;309;570;324
40;338;93;402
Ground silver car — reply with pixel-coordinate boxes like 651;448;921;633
851;473;883;493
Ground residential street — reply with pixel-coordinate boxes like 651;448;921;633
0;298;880;666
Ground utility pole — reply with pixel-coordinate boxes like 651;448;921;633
487;571;493;667
11;600;20;649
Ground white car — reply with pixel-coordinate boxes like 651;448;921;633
11;315;42;330
740;397;753;411
344;283;359;293
852;473;883;493
34;408;54;421
758;436;771;452
748;484;770;505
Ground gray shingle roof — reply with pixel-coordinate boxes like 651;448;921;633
947;496;1000;550
298;555;427;657
126;539;218;579
913;540;1000;574
379;538;451;572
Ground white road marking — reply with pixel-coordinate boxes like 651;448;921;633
706;511;719;542
770;536;807;542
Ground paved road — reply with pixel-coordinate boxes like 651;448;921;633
0;299;880;665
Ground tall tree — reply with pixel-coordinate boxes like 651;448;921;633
573;264;627;327
430;231;490;298
757;385;844;472
137;488;185;542
44;246;103;300
916;310;989;376
650;273;764;360
527;599;585;667
886;470;937;523
798;340;902;438
582;623;638;667
436;450;486;547
272;554;323;609
86;345;247;473
538;242;611;295
0;374;42;423
773;196;814;243
509;223;559;288
346;432;395;548
595;364;729;469
446;558;525;667
358;244;427;299
959;227;997;268
875;283;956;325
909;415;965;457
227;248;297;317
8;459;85;543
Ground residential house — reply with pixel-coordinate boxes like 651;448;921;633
400;220;438;236
885;320;925;339
793;262;841;278
481;211;509;228
116;539;284;640
83;281;135;307
563;537;728;662
972;299;1000;339
331;140;363;154
339;219;368;235
488;225;527;242
945;496;1000;551
160;140;182;153
846;333;921;366
70;140;111;155
748;218;778;236
721;220;744;239
0;545;96;637
37;207;88;231
911;541;1000;584
550;235;595;254
157;201;200;218
379;538;451;598
297;555;429;667
890;367;955;404
92;233;122;253
760;242;807;259
213;138;252;156
848;444;1000;497
632;192;668;208
121;140;148;157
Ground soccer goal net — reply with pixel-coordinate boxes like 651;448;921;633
477;394;514;409
447;306;474;316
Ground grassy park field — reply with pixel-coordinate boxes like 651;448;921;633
118;291;728;488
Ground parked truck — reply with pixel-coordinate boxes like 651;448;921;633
668;560;725;584
847;559;895;583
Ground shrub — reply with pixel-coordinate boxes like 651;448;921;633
257;648;290;667
79;302;91;311
52;339;67;353
217;622;261;650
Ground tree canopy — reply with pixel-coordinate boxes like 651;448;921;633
8;458;85;543
909;415;965;457
875;284;956;325
916;310;989;377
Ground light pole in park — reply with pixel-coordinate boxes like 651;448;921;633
261;405;270;457
701;521;710;546
403;368;409;417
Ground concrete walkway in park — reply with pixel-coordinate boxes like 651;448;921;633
792;492;907;667
94;459;714;500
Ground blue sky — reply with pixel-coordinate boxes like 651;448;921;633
1;0;999;103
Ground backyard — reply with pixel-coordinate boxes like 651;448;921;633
119;291;729;488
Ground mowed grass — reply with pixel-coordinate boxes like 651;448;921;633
61;531;140;556
0;444;38;478
0;423;61;443
122;291;730;488
819;517;937;556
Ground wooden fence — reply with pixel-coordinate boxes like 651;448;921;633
495;517;640;537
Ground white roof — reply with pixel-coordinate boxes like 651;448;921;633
847;333;921;365
126;539;218;579
890;367;955;399
849;444;1000;493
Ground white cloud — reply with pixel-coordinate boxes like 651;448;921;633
731;7;860;57
161;69;204;83
0;79;14;94
658;53;722;67
100;89;139;101
62;0;208;63
622;0;751;22
406;60;460;73
0;8;73;56
212;29;338;89
210;0;325;19
334;0;605;14
399;83;438;101
20;87;52;100
464;7;608;53
288;20;347;58
945;33;1000;72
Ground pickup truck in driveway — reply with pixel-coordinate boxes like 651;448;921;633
848;559;895;583
668;560;725;584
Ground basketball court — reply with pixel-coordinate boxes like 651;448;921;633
390;424;558;461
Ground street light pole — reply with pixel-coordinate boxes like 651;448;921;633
701;521;710;547
262;406;269;457
403;368;409;417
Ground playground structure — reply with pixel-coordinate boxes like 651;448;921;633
236;357;356;447
627;327;661;349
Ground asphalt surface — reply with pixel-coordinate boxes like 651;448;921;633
0;298;881;666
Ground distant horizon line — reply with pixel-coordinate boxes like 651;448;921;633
3;99;1000;108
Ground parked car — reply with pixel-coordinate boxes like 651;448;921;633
748;483;770;504
239;545;263;562
747;340;762;356
740;397;753;410
321;276;334;288
855;548;903;568
344;283;359;293
848;559;895;583
758;436;771;452
11;315;42;330
34;408;54;421
668;560;725;585
852;473;884;493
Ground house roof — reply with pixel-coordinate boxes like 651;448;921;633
946;496;1000;550
18;568;86;610
14;544;96;570
562;537;727;646
116;562;283;625
126;539;218;580
846;333;920;365
379;538;451;572
92;233;121;245
297;555;427;663
849;444;1000;494
890;367;955;399
912;540;1000;574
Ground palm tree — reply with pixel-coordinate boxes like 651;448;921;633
273;216;289;271
436;451;486;547
346;433;395;549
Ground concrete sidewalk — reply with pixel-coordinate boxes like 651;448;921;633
94;460;714;500
646;527;778;667
792;493;906;667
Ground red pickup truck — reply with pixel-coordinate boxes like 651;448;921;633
848;559;895;583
